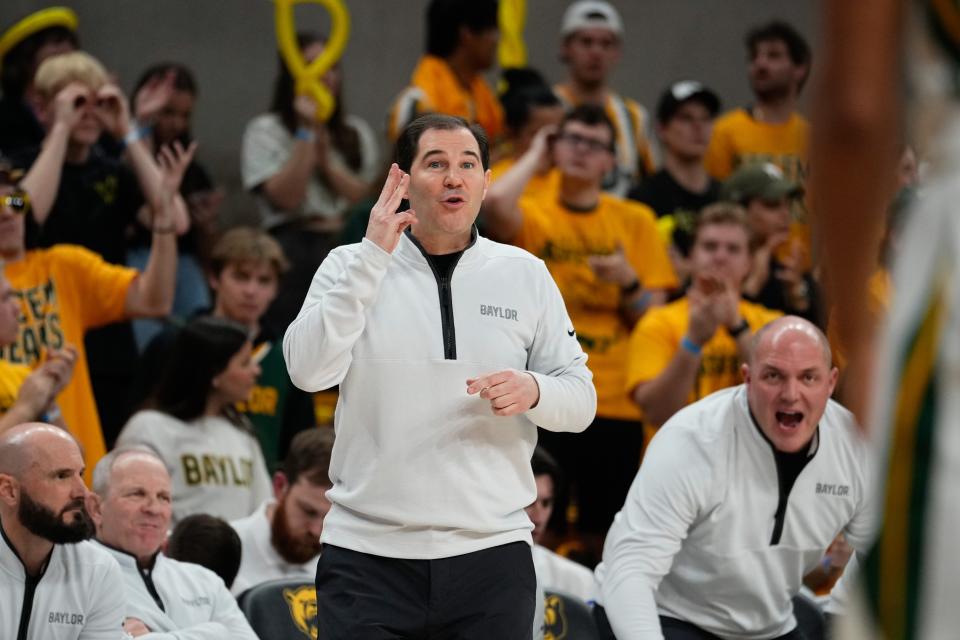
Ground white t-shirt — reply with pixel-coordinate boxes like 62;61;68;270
241;112;380;229
229;500;320;596
117;410;272;526
532;544;595;603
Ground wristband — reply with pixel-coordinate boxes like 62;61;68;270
152;223;177;235
728;319;750;339
680;335;702;356
123;122;152;148
620;279;641;296
295;126;316;142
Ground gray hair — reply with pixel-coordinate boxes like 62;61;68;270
91;445;165;497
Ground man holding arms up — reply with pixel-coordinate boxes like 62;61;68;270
284;114;596;639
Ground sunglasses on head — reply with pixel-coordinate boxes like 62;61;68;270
1;189;31;215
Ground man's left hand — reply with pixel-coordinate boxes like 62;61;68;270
467;369;540;416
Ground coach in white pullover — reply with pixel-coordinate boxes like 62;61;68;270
88;446;257;639
0;423;124;640
284;114;596;639
594;317;874;640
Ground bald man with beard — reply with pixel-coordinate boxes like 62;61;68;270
0;422;125;640
594;317;876;640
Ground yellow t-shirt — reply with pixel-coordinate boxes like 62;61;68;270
0;360;31;418
705;107;812;266
387;55;504;142
514;193;678;420
489;158;560;202
1;246;137;474
625;297;782;423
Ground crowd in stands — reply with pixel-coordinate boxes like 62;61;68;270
0;1;911;638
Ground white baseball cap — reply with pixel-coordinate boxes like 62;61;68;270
561;1;623;37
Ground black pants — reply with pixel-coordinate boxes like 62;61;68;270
316;542;537;640
593;605;807;640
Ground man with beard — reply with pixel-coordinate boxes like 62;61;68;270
0;422;125;639
705;21;813;271
229;427;334;595
88;445;257;639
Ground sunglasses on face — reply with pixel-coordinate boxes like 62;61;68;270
1;190;31;215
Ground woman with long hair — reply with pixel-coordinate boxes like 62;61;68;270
241;31;380;336
117;317;271;526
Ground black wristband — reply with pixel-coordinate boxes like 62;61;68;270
728;319;750;338
620;279;641;296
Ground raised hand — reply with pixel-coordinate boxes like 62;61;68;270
466;369;540;416
528;123;557;172
686;285;720;347
743;230;789;296
710;272;744;331
364;163;418;253
133;69;176;125
157;140;199;196
294;94;320;127
152;140;198;231
39;346;78;400
52;82;91;130
93;83;132;140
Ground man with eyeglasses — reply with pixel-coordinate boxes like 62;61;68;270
483;104;677;559
0;156;177;479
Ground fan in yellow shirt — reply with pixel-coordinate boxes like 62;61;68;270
0;270;77;434
0;157;178;478
628;204;781;430
489;70;565;203
483;104;676;548
704;20;813;264
386;1;503;142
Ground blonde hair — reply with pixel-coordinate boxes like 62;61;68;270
210;227;290;277
693;202;751;244
33;51;109;99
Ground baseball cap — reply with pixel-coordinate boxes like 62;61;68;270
0;7;78;71
656;81;721;123
561;1;623;37
721;162;804;202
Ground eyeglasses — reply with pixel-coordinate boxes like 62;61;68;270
1;190;31;215
556;132;613;154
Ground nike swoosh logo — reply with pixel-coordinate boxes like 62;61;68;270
567;329;576;337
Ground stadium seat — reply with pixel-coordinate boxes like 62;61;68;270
544;590;601;640
237;578;318;640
